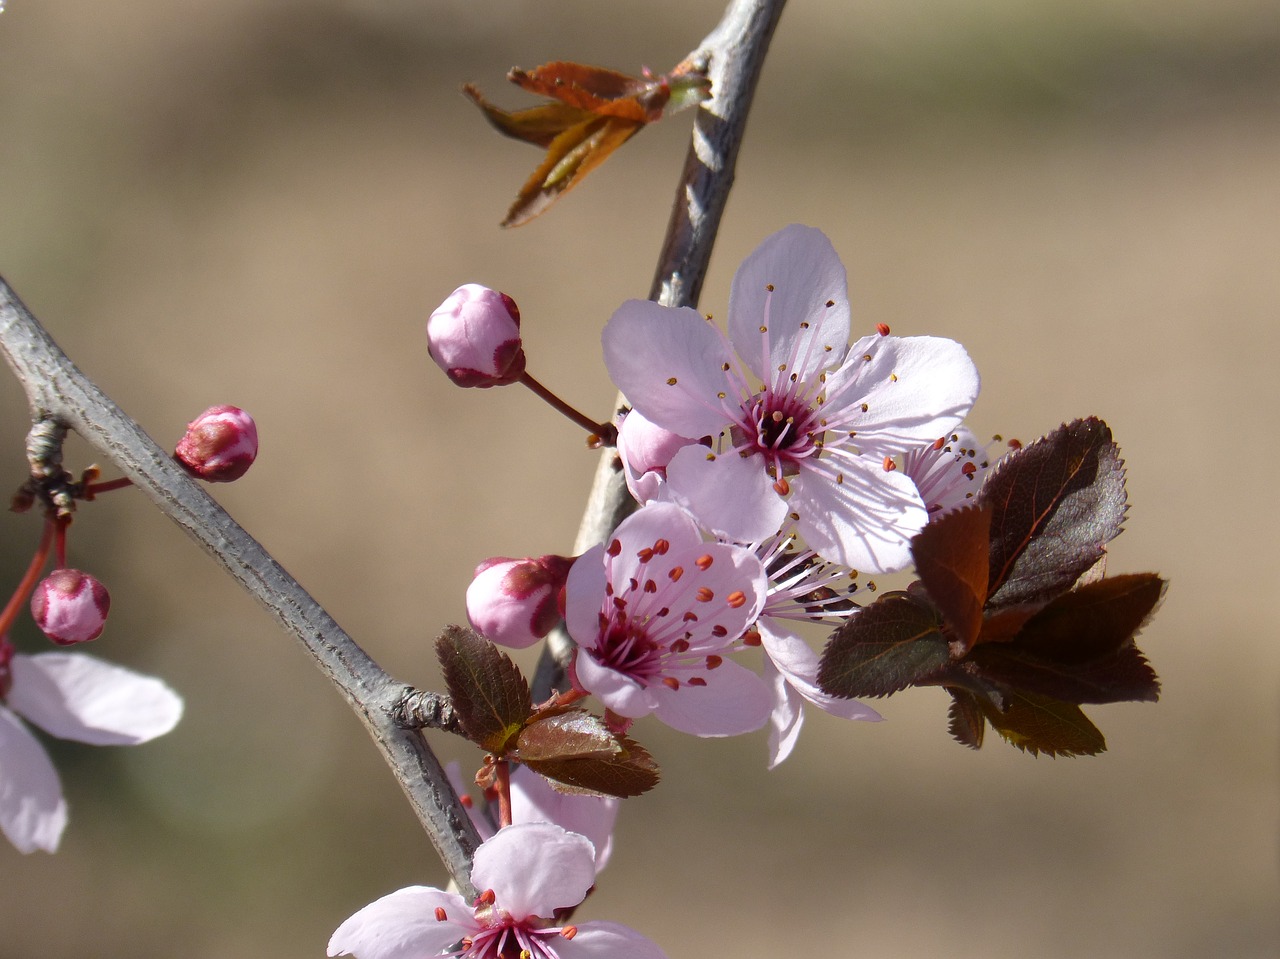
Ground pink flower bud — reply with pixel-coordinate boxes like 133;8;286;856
616;409;703;505
466;554;574;648
175;405;258;482
30;569;111;645
427;284;526;388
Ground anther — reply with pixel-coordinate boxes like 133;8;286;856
671;639;690;653
663;677;680;690
876;323;891;336
882;457;897;472
711;624;728;637
766;284;775;292
773;477;790;496
477;890;496;906
706;654;723;668
932;437;946;450
696;554;714;570
688;677;707;686
695;587;715;602
654;538;670;555
607;539;622;557
435;907;449;921
825;299;835;307
860;403;869;412
726;590;747;608
889;373;898;382
669;566;684;581
742;628;762;647
561;927;579;941
667;377;678;386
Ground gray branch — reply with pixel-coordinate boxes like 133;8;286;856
0;0;785;896
533;0;788;699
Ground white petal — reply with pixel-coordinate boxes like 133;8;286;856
792;455;927;573
664;444;788;544
605;502;702;586
728;225;851;382
510;765;619;872
650;658;772;737
837;334;980;454
603;300;734;438
759;622;882;721
328;886;472;959
0;706;67;854
472;823;596;920
564;547;608;653
10;653;183;746
557;921;669;959
762;651;805;769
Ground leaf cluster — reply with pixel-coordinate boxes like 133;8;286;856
435;625;659;797
817;418;1165;756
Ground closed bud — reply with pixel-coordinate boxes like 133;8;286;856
466;554;574;648
427;284;526;388
175;405;258;482
30;569;111;645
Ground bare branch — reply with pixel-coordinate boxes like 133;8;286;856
533;0;788;699
0;277;482;898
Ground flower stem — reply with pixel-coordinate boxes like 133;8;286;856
0;518;56;636
84;476;135;496
519;372;617;446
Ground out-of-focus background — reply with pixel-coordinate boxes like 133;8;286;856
0;0;1276;956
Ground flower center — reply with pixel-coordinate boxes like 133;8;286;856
735;391;822;474
595;618;666;683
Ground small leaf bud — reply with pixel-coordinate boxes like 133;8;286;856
427;284;526;388
175;405;259;482
30;569;111;645
466;554;574;648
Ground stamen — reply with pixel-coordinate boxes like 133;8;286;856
882;457;897;472
706;654;723;668
663;677;680;690
666;377;678;385
561;926;578;940
876;323;890;336
434;907;448;921
695;554;714;570
669;566;684;582
695;587;715;602
726;590;747;608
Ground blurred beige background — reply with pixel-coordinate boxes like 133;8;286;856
0;0;1276;956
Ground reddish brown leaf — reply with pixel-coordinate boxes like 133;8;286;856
946;688;986;750
817;593;949;698
1013;573;1166;663
514;710;622;762
435;625;531;753
980;418;1127;610
508;62;671;122
522;734;660;799
911;504;991;653
974;690;1107;757
463;84;595;149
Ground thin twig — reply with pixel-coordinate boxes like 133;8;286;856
533;0;788;699
0;278;482;897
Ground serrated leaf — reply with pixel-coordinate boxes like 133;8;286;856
974;689;1107;757
435;625;531;753
970;643;1160;705
946;688;986;749
911;504;991;653
514;710;622;763
1013;573;1166;663
522;735;660;799
818;593;950;698
980;417;1127;609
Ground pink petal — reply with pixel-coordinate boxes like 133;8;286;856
603;300;734;438
563;546;608;653
0;706;67;854
832;334;980;455
471;823;596;920
761;651;805;769
509;765;618;872
650;658;771;737
328;886;473;959
791;454;928;572
571;649;654;719
664;444;788;544
557;921;669;959
603;502;702;586
727;225;851;383
9;653;183;746
758;622;882;721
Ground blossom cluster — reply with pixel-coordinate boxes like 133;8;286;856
336;225;1001;959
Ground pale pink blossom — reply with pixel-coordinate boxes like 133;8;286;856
564;502;770;737
328;823;665;959
30;569;110;645
0;642;183;853
603;224;980;572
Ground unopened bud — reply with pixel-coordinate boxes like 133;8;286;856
427;284;526;388
175;405;258;482
617;409;702;505
466;554;574;648
30;569;111;645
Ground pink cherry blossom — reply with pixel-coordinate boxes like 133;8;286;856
603;224;980;573
0;640;183;853
428;284;526;388
564;502;771;737
30;569;110;645
328;822;666;959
